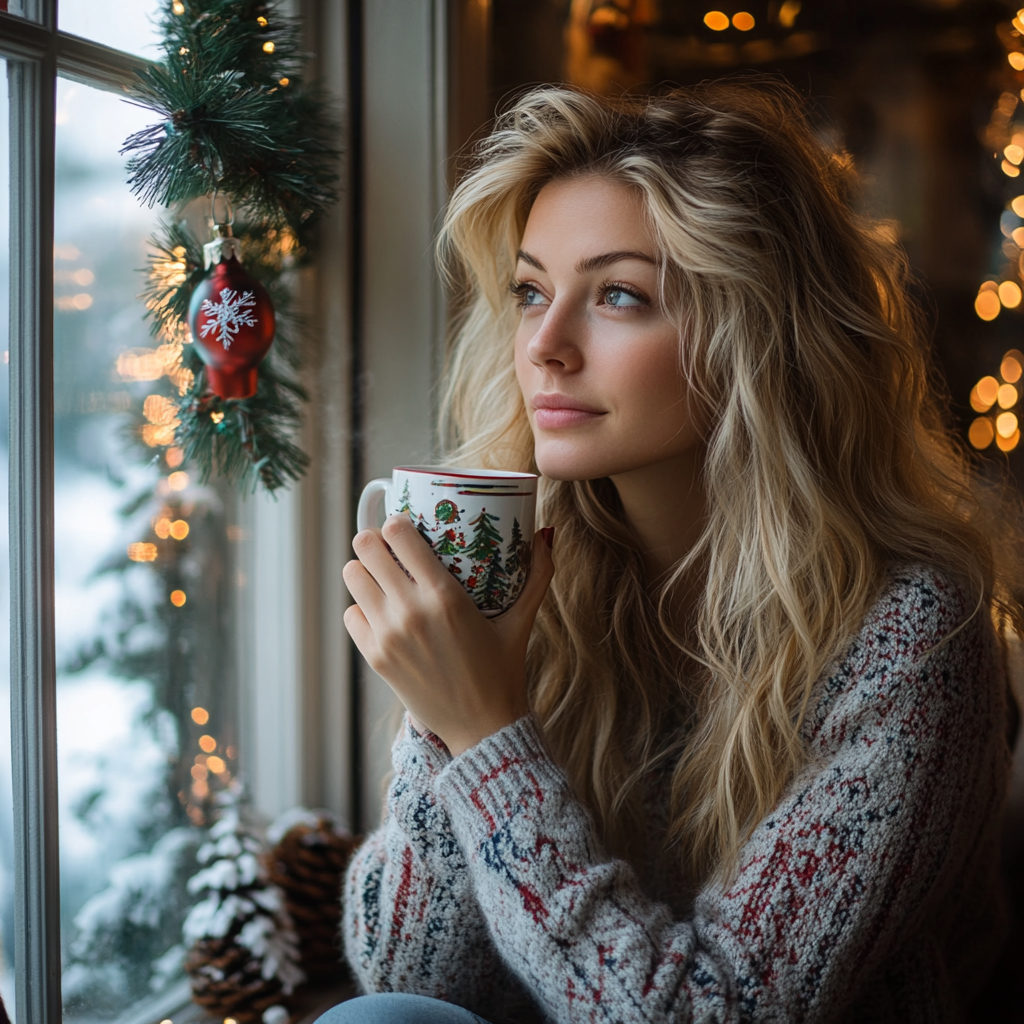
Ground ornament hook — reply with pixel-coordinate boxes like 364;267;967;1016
210;189;235;237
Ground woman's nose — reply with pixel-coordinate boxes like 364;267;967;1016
525;300;584;372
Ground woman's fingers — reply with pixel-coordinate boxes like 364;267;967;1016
343;602;378;665
351;526;415;597
381;514;464;594
342;557;388;619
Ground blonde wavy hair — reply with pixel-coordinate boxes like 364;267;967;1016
437;81;1024;885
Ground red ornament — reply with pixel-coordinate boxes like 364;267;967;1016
188;234;276;399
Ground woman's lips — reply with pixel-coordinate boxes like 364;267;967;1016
533;407;604;428
531;395;606;429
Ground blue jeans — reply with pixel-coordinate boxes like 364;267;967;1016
314;993;493;1024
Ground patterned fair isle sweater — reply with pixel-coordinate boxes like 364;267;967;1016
343;567;1012;1023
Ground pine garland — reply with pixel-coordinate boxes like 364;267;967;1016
122;0;338;492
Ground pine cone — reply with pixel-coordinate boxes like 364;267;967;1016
266;816;359;984
185;935;288;1023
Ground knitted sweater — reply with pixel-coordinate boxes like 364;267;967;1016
343;566;1011;1023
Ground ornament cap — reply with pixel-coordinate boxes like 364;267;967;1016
207;365;259;400
203;235;243;269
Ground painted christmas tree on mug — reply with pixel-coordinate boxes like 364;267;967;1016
357;466;538;616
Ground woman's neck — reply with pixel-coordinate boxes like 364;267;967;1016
610;446;707;581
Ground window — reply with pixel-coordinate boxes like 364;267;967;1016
0;1;355;1019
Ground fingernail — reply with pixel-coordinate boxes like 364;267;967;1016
541;526;555;549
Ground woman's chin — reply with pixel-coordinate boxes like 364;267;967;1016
534;451;616;483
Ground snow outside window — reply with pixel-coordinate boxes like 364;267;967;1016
49;76;245;1020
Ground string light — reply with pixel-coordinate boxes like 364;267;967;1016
166;447;185;468
170;519;190;540
703;11;729;30
732;12;755;30
1010;52;1024;70
262;41;275;53
172;1;184;12
128;542;158;562
154;517;172;539
191;707;209;724
207;755;227;774
999;382;1019;408
168;471;189;491
778;0;801;27
210;411;225;424
257;15;268;25
199;735;217;753
170;590;187;607
997;411;1018;438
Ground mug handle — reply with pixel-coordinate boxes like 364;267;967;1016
357;478;392;532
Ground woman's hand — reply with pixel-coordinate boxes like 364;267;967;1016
342;514;555;757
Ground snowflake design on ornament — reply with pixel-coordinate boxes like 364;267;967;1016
199;287;258;349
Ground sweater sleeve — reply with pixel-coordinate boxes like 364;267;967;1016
434;570;1007;1023
342;714;535;1018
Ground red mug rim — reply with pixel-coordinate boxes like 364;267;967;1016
394;465;538;481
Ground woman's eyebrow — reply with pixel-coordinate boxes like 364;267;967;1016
575;250;656;273
516;249;657;274
516;250;545;271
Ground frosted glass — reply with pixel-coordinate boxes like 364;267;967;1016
53;77;240;1021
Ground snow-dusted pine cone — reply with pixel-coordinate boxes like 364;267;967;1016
184;935;287;1022
266;810;359;984
183;799;305;1022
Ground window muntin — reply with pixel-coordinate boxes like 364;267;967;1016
0;57;13;1019
52;76;240;1019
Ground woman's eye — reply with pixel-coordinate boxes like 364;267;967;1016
603;287;644;307
523;288;545;305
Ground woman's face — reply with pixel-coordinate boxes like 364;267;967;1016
514;175;701;483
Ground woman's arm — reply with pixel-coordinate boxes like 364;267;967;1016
434;572;1007;1023
342;715;533;1018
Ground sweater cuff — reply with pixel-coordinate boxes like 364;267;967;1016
435;714;572;847
395;711;453;776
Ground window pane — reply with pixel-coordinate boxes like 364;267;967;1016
54;78;239;1020
0;58;13;1024
58;0;163;60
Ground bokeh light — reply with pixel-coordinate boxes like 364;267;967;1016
168;471;189;491
999;280;1022;307
997;411;1019;438
199;734;216;753
976;375;1001;407
206;755;227;775
1001;350;1024;383
191;706;209;725
975;290;1001;320
997;428;1021;452
732;12;755;30
998;383;1019;408
127;542;158;562
170;519;190;540
170;589;187;607
703;10;729;30
969;417;995;448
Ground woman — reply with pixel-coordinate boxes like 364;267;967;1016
330;82;1020;1023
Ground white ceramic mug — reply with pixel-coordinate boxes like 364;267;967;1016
357;465;538;617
